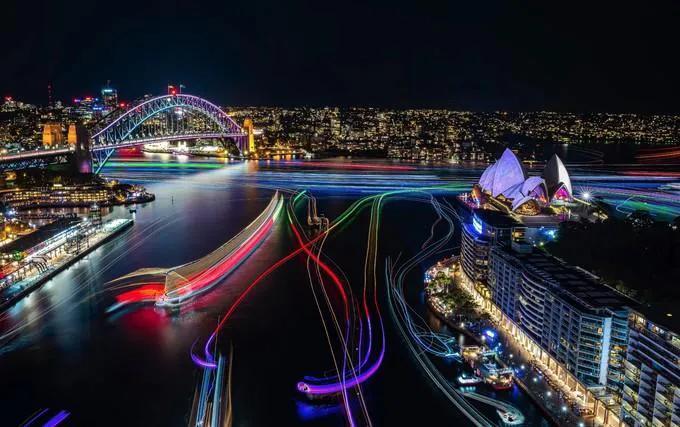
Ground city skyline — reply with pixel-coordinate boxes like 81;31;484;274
3;1;680;112
2;2;679;427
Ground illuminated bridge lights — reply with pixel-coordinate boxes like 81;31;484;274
0;93;248;173
91;94;245;146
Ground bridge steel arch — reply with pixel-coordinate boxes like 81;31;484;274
89;94;247;173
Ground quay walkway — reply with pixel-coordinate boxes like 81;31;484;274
0;218;133;312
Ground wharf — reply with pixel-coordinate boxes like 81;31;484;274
0;218;133;312
428;299;562;426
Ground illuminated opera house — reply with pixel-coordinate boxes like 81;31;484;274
471;149;573;216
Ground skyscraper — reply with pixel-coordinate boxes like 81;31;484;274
101;82;118;113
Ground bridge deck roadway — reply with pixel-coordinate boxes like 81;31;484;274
0;132;246;165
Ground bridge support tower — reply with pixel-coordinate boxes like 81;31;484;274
69;123;93;174
243;118;256;155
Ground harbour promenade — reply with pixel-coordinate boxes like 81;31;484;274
0;218;133;312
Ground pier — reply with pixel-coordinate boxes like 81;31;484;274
0;218;133;312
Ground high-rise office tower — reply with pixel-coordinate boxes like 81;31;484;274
101;82;118;113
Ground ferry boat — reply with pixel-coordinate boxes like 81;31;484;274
490;369;514;390
457;373;483;385
461;345;482;361
477;363;514;390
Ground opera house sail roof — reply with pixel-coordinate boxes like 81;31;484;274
543;154;573;199
475;149;572;214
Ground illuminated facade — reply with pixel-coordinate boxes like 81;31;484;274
2;185;110;208
460;210;525;292
42;123;64;147
101;84;118;113
622;313;680;427
461;208;680;426
543;154;573;202
243;118;256;153
472;149;572;215
490;245;631;394
67;124;77;146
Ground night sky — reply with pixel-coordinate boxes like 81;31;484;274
3;0;679;112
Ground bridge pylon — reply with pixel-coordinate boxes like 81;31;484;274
243;118;256;155
69;123;93;174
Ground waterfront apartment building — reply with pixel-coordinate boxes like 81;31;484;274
460;210;523;290
460;208;680;426
487;245;523;322
621;312;680;427
489;245;632;394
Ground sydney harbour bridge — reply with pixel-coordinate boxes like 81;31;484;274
0;93;252;174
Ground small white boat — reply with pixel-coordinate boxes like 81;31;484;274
497;409;524;425
457;374;483;385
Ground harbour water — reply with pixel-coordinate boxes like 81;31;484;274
0;153;678;426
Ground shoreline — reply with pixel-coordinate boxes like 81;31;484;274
0;219;134;314
425;289;562;426
9;195;155;211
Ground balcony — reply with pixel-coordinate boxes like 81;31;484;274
654;393;672;411
640;383;655;398
624;391;639;410
657;384;676;403
651;408;671;426
633;326;680;361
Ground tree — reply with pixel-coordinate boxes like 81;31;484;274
626;209;654;229
671;216;680;231
545;215;680;306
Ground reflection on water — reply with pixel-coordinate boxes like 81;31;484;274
0;153;677;425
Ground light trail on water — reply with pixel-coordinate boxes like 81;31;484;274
106;192;284;312
0;215;183;344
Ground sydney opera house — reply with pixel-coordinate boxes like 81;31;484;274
471;149;573;216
